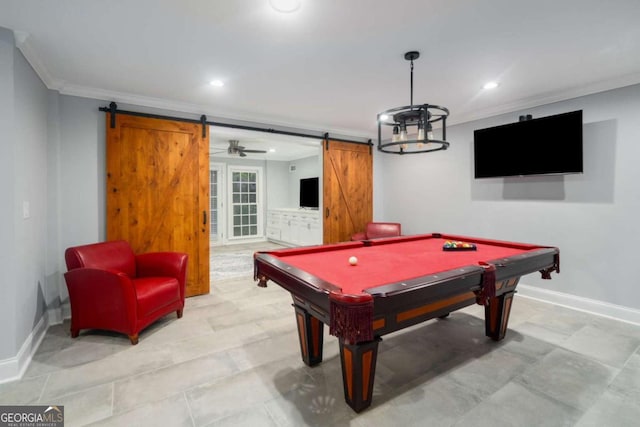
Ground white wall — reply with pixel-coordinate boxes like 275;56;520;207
376;84;640;317
265;160;289;209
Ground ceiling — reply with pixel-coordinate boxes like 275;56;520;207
2;0;640;151
209;126;321;161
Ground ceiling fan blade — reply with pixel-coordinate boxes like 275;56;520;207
239;151;247;157
241;149;268;153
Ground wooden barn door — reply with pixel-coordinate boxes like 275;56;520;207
106;114;210;296
323;139;373;243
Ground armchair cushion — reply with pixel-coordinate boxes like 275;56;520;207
63;240;188;344
351;222;402;241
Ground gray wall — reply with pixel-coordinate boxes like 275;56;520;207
0;27;18;362
375;84;640;312
0;28;50;362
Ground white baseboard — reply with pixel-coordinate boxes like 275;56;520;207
0;315;48;384
518;284;640;326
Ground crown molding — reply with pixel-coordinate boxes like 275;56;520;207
13;31;63;91
451;71;640;126
13;28;640;137
57;82;372;140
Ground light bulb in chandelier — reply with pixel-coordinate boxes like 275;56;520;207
426;123;434;140
391;125;400;143
399;124;408;141
417;122;425;141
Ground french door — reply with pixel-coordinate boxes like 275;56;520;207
227;166;264;242
209;163;224;245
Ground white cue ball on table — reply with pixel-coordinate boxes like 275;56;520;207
349;256;358;266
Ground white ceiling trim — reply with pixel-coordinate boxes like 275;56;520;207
14;29;640;135
457;71;640;125
14;32;60;91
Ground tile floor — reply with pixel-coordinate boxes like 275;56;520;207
1;242;639;426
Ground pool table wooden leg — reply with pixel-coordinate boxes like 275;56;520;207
338;337;381;413
294;305;324;366
484;290;516;341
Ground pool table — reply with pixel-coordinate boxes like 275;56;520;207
254;233;559;412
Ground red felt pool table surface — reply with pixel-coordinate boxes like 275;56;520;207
266;234;544;295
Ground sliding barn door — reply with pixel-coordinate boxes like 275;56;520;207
323;139;373;243
106;114;210;296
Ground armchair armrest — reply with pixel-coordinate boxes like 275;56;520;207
64;268;137;330
136;252;188;299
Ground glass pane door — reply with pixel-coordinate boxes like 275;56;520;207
209;168;219;242
230;169;260;239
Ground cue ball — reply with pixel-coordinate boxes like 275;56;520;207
349;256;358;266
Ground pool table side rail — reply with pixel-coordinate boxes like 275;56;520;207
254;252;339;310
254;238;560;344
365;233;553;251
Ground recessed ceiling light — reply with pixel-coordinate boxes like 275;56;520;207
269;0;301;13
210;80;224;87
269;148;276;153
483;81;499;90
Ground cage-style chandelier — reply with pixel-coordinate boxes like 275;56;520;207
377;51;450;154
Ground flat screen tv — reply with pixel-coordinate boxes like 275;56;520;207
299;177;319;209
474;110;583;178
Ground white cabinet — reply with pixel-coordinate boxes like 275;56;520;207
266;208;322;246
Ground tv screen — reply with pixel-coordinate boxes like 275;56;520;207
299;177;319;209
474;110;583;178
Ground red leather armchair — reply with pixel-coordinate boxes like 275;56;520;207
351;222;402;241
63;240;188;345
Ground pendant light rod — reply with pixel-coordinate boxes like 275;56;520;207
405;51;419;107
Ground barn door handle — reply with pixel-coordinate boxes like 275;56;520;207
325;208;329;218
203;211;207;225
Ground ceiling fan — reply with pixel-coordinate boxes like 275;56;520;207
217;139;267;157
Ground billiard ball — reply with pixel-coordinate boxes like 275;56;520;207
349;256;358;266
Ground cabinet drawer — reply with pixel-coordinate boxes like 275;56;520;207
266;227;281;240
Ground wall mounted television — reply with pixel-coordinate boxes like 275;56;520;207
473;110;583;178
299;177;319;209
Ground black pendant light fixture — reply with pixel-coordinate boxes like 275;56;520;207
377;51;450;154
